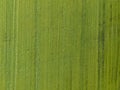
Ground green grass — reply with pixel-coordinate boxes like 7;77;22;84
0;0;120;90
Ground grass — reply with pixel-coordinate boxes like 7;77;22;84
0;0;119;90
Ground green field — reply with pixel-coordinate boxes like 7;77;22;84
0;0;120;90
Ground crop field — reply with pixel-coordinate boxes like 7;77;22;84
0;0;119;90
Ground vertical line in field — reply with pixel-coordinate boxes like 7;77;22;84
98;0;105;90
13;0;19;89
80;0;85;89
115;0;119;85
57;2;61;90
13;0;16;89
5;0;8;89
109;0;113;90
5;0;7;89
108;2;112;90
5;0;10;89
69;1;73;90
115;0;120;89
80;0;88;90
98;0;100;89
117;1;120;89
34;0;39;89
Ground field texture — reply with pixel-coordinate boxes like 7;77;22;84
0;0;120;90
